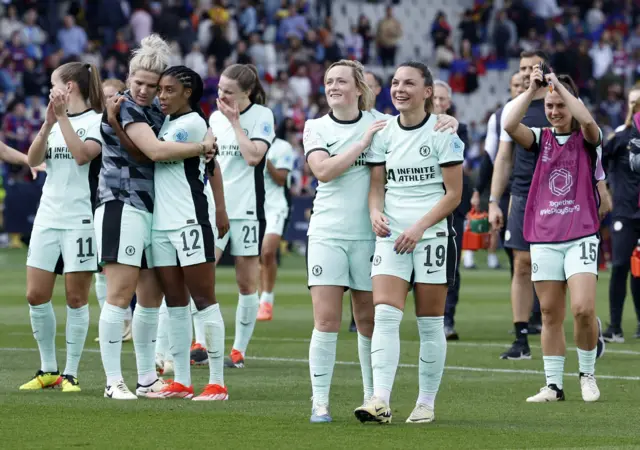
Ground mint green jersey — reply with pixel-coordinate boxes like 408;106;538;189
152;112;209;231
368;114;465;240
303;110;389;240
265;138;295;214
210;103;275;221
33;109;103;230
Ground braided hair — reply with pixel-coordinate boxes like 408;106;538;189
160;65;206;121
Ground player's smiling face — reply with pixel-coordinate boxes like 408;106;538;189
128;70;160;106
391;66;432;113
218;75;248;107
158;75;191;115
324;65;360;110
50;70;71;95
545;90;571;131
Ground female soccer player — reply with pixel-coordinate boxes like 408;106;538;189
21;62;105;393
354;61;464;424
95;35;214;400
304;60;458;423
503;69;605;403
603;87;640;342
209;64;275;369
145;66;227;401
0;140;44;178
256;134;296;321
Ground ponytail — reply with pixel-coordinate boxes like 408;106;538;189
87;64;105;113
55;62;106;113
222;64;267;105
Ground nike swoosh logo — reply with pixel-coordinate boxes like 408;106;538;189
151;340;156;343
80;258;92;263
106;391;113;398
327;141;338;147
313;373;327;377
583;261;592;265
426;269;442;274
371;349;383;354
240;321;251;326
186;252;197;257
385;149;391;154
420;357;436;364
66;341;75;345
109;340;121;344
244;245;252;249
375;407;385;413
207;351;220;356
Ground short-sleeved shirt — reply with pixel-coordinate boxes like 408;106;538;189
210;103;275;221
34;109;103;230
368;114;465;240
152;112;209;231
604;125;640;219
529;127;605;182
303;110;388;240
500;97;549;197
265;138;295;214
98;91;165;213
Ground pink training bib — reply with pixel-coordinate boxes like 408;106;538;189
523;128;600;243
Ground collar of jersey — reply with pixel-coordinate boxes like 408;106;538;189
397;113;430;131
169;110;195;121
240;103;254;115
329;110;362;125
67;108;92;118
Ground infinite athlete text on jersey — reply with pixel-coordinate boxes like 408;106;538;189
46;147;75;159
387;165;436;182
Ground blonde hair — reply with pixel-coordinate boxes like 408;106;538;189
128;34;171;76
325;60;375;111
103;78;125;92
624;87;640;128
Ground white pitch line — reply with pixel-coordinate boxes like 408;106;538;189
1;347;639;381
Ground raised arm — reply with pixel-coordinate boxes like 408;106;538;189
547;73;600;145
27;102;56;167
124;122;209;162
51;90;101;165
503;89;536;150
1;140;29;166
216;99;267;166
307;120;387;183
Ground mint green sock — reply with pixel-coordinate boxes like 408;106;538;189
190;297;206;346
577;348;596;375
94;273;106;309
132;305;159;386
99;303;126;385
309;328;338;405
232;292;259;354
63;304;89;377
357;332;373;400
156;299;170;361
371;304;403;404
29;302;57;373
417;316;447;408
543;356;565;389
199;303;225;385
168;305;192;386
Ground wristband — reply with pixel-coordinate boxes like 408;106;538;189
489;195;498;204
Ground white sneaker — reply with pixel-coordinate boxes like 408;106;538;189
580;374;600;402
104;380;137;400
526;385;565;402
122;320;132;341
406;403;435;423
354;396;392;424
136;378;167;397
163;360;174;376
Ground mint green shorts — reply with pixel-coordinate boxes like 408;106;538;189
530;235;599;282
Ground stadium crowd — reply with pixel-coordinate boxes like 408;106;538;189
0;0;640;422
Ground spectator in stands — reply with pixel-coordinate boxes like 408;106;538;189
575;40;595;100
0;4;22;42
238;0;258;40
130;3;153;45
431;11;451;50
590;31;614;80
8;31;27;73
586;0;606;33
21;8;46;55
628;24;640;53
185;42;208;78
346;25;364;62
289;64;312;109
357;14;373;65
493;9;517;61
459;9;480;52
376;6;402;69
566;12;586;41
57;15;87;58
435;36;455;82
232;39;252;65
21;58;47;98
278;4;309;43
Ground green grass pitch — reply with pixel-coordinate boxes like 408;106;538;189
1;248;639;449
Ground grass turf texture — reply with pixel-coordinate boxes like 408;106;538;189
1;248;639;449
